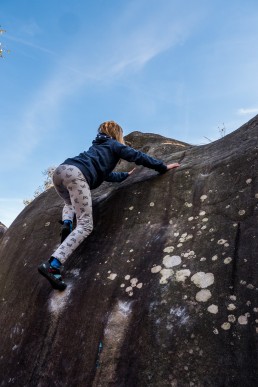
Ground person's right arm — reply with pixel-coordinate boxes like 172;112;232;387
114;142;180;172
114;142;168;173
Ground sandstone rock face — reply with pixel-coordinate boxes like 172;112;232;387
0;117;257;386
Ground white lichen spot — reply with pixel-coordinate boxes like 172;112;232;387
200;195;208;202
191;272;214;288
207;304;218;314
129;249;134;253
23;223;27;227
175;269;191;282
247;283;254;289
253;308;258;312
151;265;162;274
169;219;173;224
238;209;245;216
229;295;237;301
120;284;125;288
163;246;174;254
160;269;174;284
125;286;133;293
185;202;193;207
107;273;117;281
224;257;232;264
238;315;248;325
213;328;219;335
177;243;183;247
174;232;179;237
130;278;138;287
224;243;229;247
200;257;206;262
212;255;218;261
149;202;155;207
228;315;236;323
45;222;50;227
195;289;212;302
202;218;208;222
125;275;131;280
188;216;194;221
129;206;134;211
221;322;231;330
246;178;252;184
137;283;143;289
163;255;182;268
255;193;258;199
217;239;227;245
227;304;236;311
199;210;206;216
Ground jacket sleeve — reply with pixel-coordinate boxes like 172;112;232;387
105;171;129;183
114;142;167;173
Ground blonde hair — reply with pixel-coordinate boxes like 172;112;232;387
98;121;125;144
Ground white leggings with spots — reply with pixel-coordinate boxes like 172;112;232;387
51;164;93;264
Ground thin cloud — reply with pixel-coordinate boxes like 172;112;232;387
6;34;55;55
1;1;202;167
237;108;258;115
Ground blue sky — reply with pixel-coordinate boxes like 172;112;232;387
1;0;258;227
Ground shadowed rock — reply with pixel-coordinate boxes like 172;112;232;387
0;117;257;386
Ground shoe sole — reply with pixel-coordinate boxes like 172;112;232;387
38;264;67;291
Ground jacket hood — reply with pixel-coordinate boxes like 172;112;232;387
92;133;111;145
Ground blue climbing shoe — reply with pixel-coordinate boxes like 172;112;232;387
38;258;67;291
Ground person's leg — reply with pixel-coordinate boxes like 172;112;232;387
53;165;75;242
38;165;93;290
52;166;93;264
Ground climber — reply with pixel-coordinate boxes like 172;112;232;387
38;121;180;290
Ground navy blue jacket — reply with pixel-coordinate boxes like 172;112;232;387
62;133;167;189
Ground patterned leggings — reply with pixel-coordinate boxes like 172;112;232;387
51;164;93;264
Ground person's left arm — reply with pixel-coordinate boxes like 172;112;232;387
105;168;136;183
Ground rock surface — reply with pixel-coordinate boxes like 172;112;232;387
0;117;258;386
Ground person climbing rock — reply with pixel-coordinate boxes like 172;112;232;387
38;121;180;290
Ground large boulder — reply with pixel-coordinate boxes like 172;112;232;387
0;117;257;386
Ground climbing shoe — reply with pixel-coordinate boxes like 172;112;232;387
38;258;67;291
59;220;73;243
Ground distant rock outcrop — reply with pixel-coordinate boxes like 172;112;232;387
0;222;7;240
0;117;257;386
